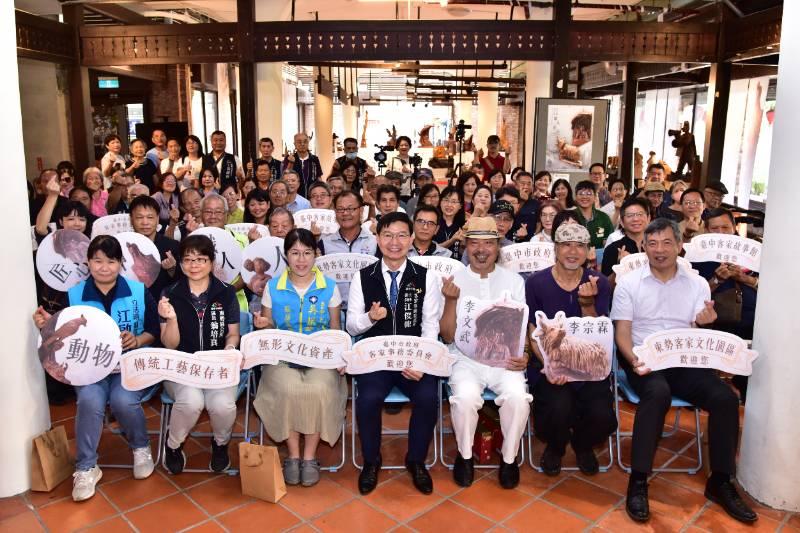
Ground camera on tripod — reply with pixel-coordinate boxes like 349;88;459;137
455;119;472;142
373;144;395;169
409;153;423;168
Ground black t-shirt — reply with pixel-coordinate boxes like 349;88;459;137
29;195;69;225
601;235;643;277
133;159;158;192
148;233;182;301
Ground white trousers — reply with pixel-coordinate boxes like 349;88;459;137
164;382;239;448
448;356;532;464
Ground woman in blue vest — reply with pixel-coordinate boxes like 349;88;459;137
252;228;347;488
33;235;159;502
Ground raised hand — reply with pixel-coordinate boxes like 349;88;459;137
161;250;177;273
618;248;630;261
158;296;177;320
515;223;528;239
694;300;717;326
368;301;387;322
32;306;52;329
247;225;263;243
185;214;200;233
46;174;61;196
578;275;600;299
169;206;181;225
441;275;460;301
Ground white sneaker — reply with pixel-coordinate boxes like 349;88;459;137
72;466;102;502
133;447;155;479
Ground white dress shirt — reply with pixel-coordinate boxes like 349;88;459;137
347;259;443;339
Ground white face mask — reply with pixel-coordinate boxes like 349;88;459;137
345;152;357;160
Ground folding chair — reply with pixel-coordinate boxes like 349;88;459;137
614;360;703;474
98;384;163;469
351;381;438;470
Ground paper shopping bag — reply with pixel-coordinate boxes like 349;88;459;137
238;441;287;503
30;425;73;492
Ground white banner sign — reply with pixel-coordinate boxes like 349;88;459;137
294;209;339;235
240;329;351;369
454;291;529;368
120;348;242;390
35;229;91;291
193;227;244;284
315;253;379;283
38;306;123;386
115;231;161;288
499;242;556;273
342;335;456;377
683;234;762;272
532;311;613;382
240;236;287;296
612;252;696;278
408;256;465;277
633;328;758;376
91;214;132;238
225;223;270;240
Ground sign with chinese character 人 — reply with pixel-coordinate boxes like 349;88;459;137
342;335;456;377
531;311;614;382
294;209;339;235
612;252;696;278
240;236;287;296
454;291;529;368
193;227;244;284
240;329;351;369
683;234;762;272
115;232;161;288
120;348;243;390
499;242;556;273
315;253;379;284
91;214;133;239
633;328;758;375
35;229;91;291
37;306;123;385
225;223;270;240
408;256;465;278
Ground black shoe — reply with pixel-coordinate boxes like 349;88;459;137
164;442;186;475
209;440;231;472
453;453;474;487
540;445;562;477
358;459;381;495
384;403;403;415
705;479;758;523
626;477;650;523
575;448;599;476
498;461;520;489
406;460;433;494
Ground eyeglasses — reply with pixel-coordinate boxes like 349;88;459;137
414;219;438;228
682;200;703;207
335;207;359;214
310;193;330;200
380;232;410;241
181;257;210;266
623;212;647;219
576;191;595;197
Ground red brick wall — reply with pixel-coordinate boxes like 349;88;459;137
150;64;191;125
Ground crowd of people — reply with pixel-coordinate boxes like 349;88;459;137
28;128;759;525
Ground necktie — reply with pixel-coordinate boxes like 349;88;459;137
389;271;399;309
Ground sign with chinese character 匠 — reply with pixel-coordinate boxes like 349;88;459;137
408;256;465;278
240;236;287;296
120;348;243;390
342;335;456;377
454;291;529;368
225;223;270;240
612;252;696;278
193;227;244;284
633;328;758;375
683;234;762;272
294;209;339;235
35;229;91;291
115;232;161;288
315;253;379;284
37;305;123;385
240;329;351;369
498;242;555;273
531;311;614;382
90;214;133;239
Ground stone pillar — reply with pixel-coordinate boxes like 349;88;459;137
738;0;800;512
1;0;50;496
313;67;335;177
476;86;498;155
525;61;551;171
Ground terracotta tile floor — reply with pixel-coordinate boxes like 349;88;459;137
1;395;797;532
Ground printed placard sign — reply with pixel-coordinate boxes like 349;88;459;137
499;242;556;273
633;328;758;375
240;236;287;296
240;329;351;369
683;234;762;272
225;223;270;240
531;311;614;382
454;291;529;368
37;306;123;385
35;229;91;291
342;335;456;377
315;253;379;283
91;214;132;238
408;256;465;277
120;348;242;390
612;252;696;278
192;227;243;284
115;232;161;287
294;209;339;235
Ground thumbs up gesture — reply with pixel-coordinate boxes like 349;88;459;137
368;301;387;322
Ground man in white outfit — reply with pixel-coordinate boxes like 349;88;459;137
439;216;532;489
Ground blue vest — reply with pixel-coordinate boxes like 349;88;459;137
68;276;146;336
268;268;335;334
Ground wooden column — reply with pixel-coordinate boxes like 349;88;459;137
701;61;731;186
62;5;92;170
238;0;258;163
619;63;638;187
550;0;571;98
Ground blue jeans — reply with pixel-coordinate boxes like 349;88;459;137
74;373;152;471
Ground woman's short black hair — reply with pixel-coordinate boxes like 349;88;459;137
396;135;412;147
179;234;216;262
551;210;580;241
55;200;90;226
87;235;123;262
284;228;317;254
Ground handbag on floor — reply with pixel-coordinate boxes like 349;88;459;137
30;425;73;492
238;441;287;503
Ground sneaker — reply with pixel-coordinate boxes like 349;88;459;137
164;443;186;475
283;458;301;485
132;447;155;479
300;459;321;487
210;440;231;472
72;466;102;502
